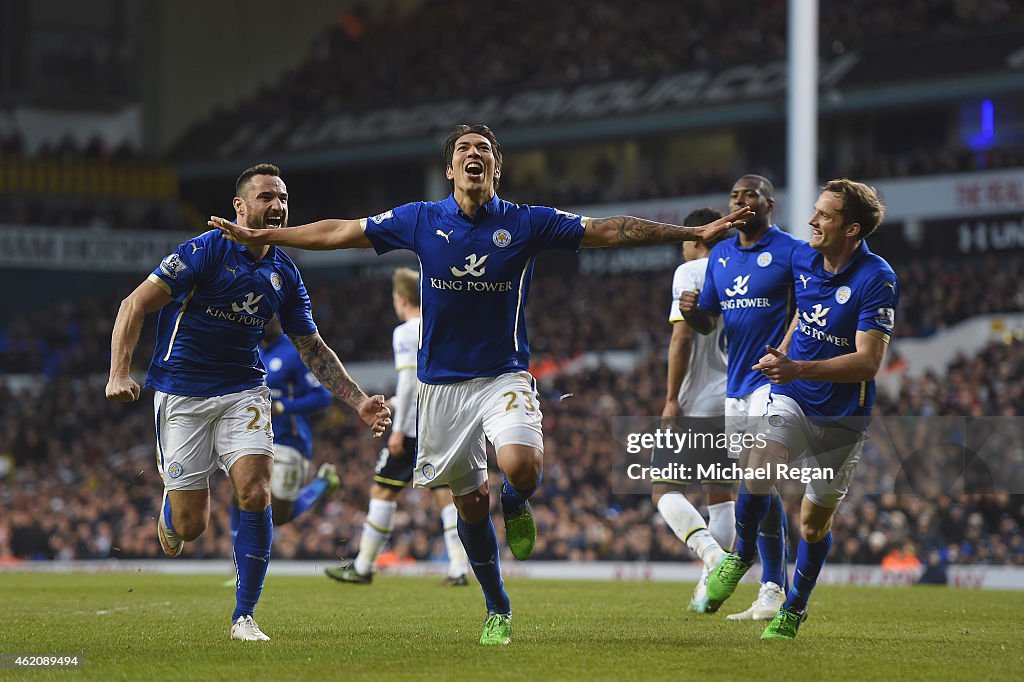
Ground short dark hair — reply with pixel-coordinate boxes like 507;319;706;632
684;207;730;246
738;174;775;201
823;178;886;238
236;163;281;197
442;124;503;189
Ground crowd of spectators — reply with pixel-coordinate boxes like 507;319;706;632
5;251;1022;378
1;270;1022;568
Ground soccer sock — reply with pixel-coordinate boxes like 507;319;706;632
707;500;736;552
500;469;542;517
354;499;396;576
457;514;511;615
784;531;833;613
232;506;273;623
228;503;241;543
289;477;329;522
162;493;176;534
734;484;771;564
657;492;724;568
441;503;468;578
757;492;789;588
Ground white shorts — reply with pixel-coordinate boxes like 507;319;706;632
757;393;863;509
724;383;772;458
415;372;544;496
154;386;274;491
269;444;310;502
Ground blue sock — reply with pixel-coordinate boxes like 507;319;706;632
757;493;789;589
457;515;511;615
500;469;542;517
784;531;833;613
734;484;771;564
162;494;176;534
232;506;273;623
289;478;329;522
228;504;241;543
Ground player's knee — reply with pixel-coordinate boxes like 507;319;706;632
175;513;207;542
502;447;542;489
453;488;489;523
800;520;830;544
236;481;271;511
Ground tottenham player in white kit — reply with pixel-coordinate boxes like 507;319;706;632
106;163;391;641
325;267;469;585
651;208;734;610
212;125;752;645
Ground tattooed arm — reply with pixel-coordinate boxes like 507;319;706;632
580;205;752;248
290;332;391;437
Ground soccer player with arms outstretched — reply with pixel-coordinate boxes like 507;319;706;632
705;179;898;640
324;267;469;586
106;163;390;641
211;125;751;645
678;175;800;618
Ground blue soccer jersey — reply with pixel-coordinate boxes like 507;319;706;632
259;335;331;459
144;230;318;397
773;240;899;421
362;194;586;384
698;226;801;398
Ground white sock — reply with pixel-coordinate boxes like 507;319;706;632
657;492;724;568
354;499;397;576
440;503;468;578
707;500;737;553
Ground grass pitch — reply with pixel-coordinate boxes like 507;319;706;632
1;572;1019;681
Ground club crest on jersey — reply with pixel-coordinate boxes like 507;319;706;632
835;286;852;304
167;462;183;479
757;252;773;267
492;228;512;248
160;254;187;279
268;357;283;372
269;272;283;291
369;210;393;225
421;463;436;480
768;415;786;428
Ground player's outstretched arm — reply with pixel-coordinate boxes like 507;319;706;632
290;332;392;437
210;217;373;251
580;206;752;248
106;279;173;402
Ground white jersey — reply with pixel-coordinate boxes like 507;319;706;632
668;258;727;417
392;317;419;435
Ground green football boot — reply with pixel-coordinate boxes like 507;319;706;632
479;612;512;646
761;608;807;640
504;502;536;561
705;553;753;610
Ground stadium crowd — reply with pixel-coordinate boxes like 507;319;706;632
4;252;1022;377
2;284;1022;568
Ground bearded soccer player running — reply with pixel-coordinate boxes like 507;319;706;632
705;179;899;640
211;124;751;645
106;163;390;641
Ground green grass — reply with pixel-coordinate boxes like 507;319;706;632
0;573;1020;681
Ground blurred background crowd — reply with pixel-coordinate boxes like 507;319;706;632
1;0;1023;574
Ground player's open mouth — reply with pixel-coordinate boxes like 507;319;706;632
266;215;283;227
464;162;484;180
811;228;823;238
